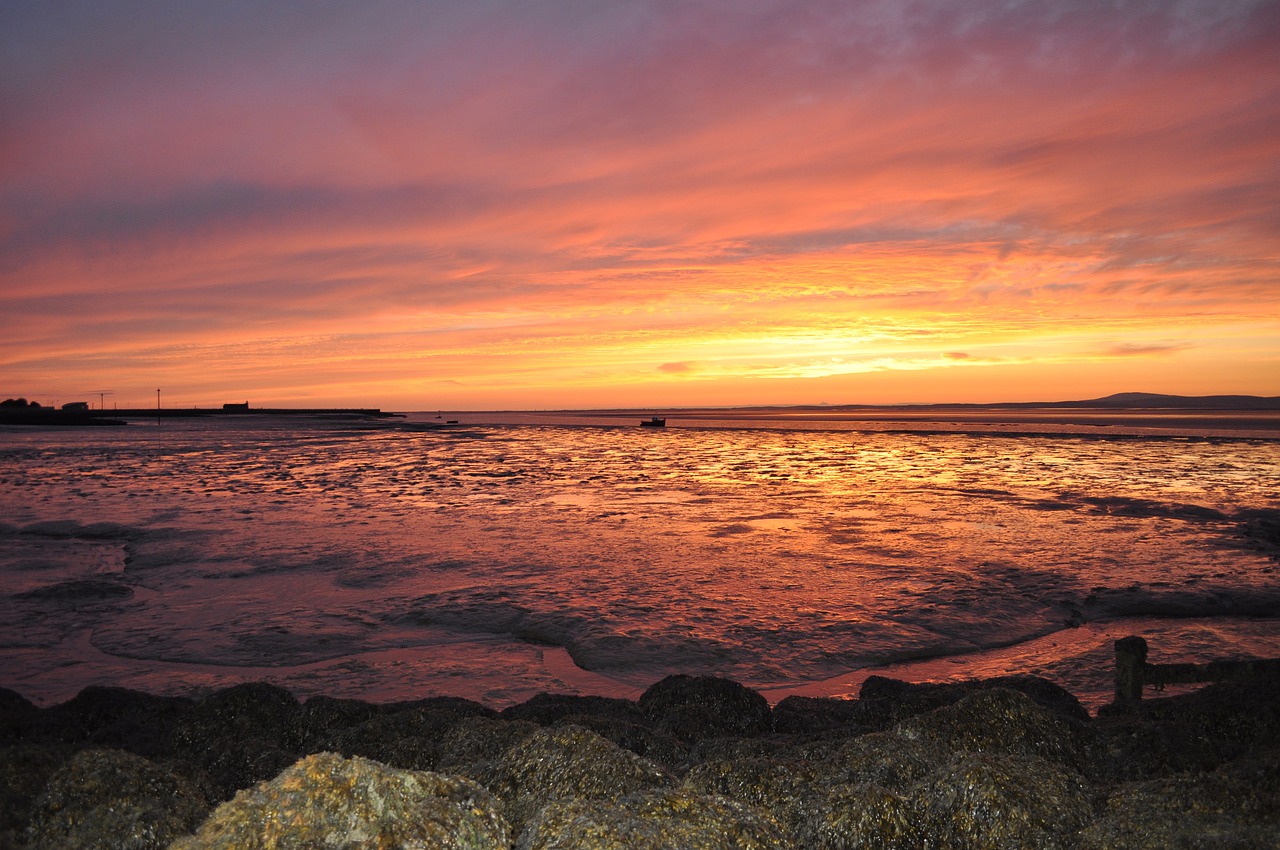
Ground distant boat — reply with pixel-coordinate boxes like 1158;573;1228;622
641;416;666;427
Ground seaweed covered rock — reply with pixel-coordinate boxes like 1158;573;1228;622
436;715;539;779
295;695;384;752
167;682;302;799
516;787;793;850
814;782;921;850
386;694;497;718
985;675;1090;722
26;748;209;850
483;724;674;835
175;682;302;747
639;675;772;740
0;688;41;745
501;692;646;727
171;752;509;850
313;697;502;775
1078;752;1280;850
1;743;73;848
555;712;687;770
894;687;1093;771
495;693;688;767
917;751;1094;850
39;686;196;758
683;756;827;844
823;730;941;793
856;675;1089;730
687;733;794;767
771;694;868;735
1094;679;1280;780
325;701;484;772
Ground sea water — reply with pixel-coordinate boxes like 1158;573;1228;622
2;412;1277;712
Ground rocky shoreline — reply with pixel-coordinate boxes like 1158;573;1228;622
2;673;1276;849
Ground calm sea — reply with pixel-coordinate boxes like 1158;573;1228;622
2;409;1278;712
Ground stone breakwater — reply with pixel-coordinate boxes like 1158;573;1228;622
2;674;1277;849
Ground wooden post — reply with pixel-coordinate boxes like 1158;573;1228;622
1114;636;1148;702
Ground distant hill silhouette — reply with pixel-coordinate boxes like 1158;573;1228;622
824;393;1280;411
1074;393;1280;410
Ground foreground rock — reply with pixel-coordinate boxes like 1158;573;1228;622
823;730;939;792
1078;752;1280;849
481;724;675;836
812;782;918;850
893;687;1094;772
166;682;303;800
918;751;1093;850
26;748;208;850
1;672;1277;848
683;687;1097;847
1;743;70;848
1094;679;1280;781
639;675;773;741
517;787;791;850
684;754;828;843
170;752;509;850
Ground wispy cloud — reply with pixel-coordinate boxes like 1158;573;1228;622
1101;342;1193;358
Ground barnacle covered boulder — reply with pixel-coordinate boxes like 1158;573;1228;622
813;782;921;850
917;751;1094;850
26;748;209;850
894;687;1093;771
515;787;793;850
483;724;674;835
639;675;773;740
169;751;509;850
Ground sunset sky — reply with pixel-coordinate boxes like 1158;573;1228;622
2;1;1277;410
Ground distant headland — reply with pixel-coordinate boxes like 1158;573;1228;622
876;392;1280;411
0;398;401;427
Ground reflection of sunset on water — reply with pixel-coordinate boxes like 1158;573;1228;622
2;416;1276;710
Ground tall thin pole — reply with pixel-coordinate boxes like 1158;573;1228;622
156;389;161;425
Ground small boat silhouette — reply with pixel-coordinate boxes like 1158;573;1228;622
640;416;666;427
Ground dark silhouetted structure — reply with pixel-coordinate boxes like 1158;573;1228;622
1114;635;1280;703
